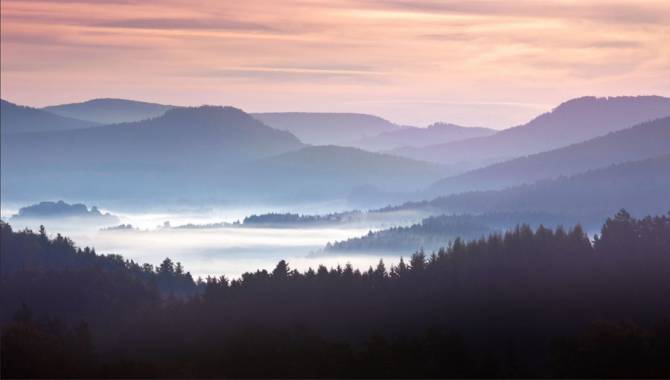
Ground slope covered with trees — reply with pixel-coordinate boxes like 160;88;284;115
1;106;304;203
323;212;576;253
44;98;174;124
345;122;495;151
390;155;670;222
252;112;398;145
390;96;670;168
429;116;670;196
1;99;98;135
2;211;670;378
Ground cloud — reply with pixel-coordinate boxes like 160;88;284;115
355;0;670;25
1;0;668;125
96;17;277;33
186;65;390;83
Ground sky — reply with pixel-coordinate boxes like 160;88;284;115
1;0;669;128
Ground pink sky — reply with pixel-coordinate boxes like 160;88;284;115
2;0;669;128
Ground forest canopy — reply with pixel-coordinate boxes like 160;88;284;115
1;210;670;378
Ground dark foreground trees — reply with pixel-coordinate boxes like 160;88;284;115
1;210;670;378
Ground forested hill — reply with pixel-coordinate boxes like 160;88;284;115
429;116;670;196
390;154;670;220
1;99;98;134
323;212;577;254
2;211;670;378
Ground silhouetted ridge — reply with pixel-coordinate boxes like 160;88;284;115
428;116;670;196
252;112;398;145
389;96;670;168
44;98;174;124
1;105;305;202
1;99;98;134
389;154;670;221
159;105;255;127
345;122;496;151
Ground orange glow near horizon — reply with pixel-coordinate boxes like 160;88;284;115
2;0;669;128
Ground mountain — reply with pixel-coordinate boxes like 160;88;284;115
1;107;448;205
345;122;496;151
389;96;670;167
251;112;398;145
43;98;174;124
391;154;670;222
1;106;304;202
231;145;449;203
1;99;98;134
9;200;120;227
429;116;670;196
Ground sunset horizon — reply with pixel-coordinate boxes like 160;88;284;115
3;0;669;128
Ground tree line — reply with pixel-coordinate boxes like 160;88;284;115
1;210;670;378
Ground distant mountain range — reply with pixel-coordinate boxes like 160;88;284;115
1;99;98;134
231;145;448;202
44;98;174;124
40;98;406;146
344;122;496;151
1;104;447;205
3;105;303;169
391;154;670;221
1;106;304;202
428;116;670;196
4;95;670;212
390;96;670;168
36;97;499;155
251;112;399;145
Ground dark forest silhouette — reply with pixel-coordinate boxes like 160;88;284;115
2;210;670;378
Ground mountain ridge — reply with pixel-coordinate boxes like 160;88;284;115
428;116;670;196
389;96;670;168
44;98;175;124
1;99;99;134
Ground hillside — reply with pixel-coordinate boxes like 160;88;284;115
1;99;98;134
44;98;174;124
230;145;449;202
1;109;449;205
346;122;496;151
390;96;670;167
322;212;576;254
1;106;304;202
9;201;120;227
429;116;670;196
3;213;670;378
252;112;398;145
390;154;670;221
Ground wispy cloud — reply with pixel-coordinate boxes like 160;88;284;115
1;0;668;127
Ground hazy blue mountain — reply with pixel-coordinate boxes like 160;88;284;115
429;116;670;196
1;107;448;205
390;154;670;221
1;99;98;134
389;96;670;167
251;112;398;145
1;106;304;202
230;145;449;203
345;122;496;151
44;98;174;124
9;200;120;226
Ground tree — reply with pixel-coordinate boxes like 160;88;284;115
272;260;290;279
